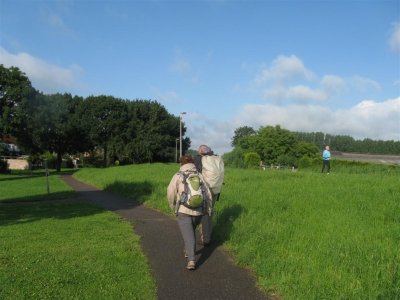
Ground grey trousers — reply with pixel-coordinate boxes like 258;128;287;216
177;213;202;261
200;193;218;244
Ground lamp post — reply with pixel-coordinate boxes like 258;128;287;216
179;112;186;159
175;138;179;163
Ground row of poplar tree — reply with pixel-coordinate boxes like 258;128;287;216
0;65;190;171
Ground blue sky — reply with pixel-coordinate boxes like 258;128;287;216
1;0;399;154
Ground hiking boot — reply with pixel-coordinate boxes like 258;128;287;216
186;261;196;270
184;250;188;258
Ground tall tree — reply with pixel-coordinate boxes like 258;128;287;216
79;95;128;167
231;126;256;147
27;93;88;171
0;65;36;143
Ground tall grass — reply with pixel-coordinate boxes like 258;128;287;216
75;163;400;299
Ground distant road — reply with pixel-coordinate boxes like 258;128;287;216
333;152;400;165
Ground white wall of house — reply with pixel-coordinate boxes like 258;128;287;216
6;158;30;170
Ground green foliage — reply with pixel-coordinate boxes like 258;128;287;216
223;147;245;168
0;65;36;138
231;126;256;147
0;157;9;173
75;163;400;300
231;125;318;167
294;131;400;155
1;65;191;167
244;152;260;168
298;155;313;168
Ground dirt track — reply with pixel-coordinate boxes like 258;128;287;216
333;152;400;165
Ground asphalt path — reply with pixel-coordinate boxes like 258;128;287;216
61;175;270;300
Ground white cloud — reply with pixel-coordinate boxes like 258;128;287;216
170;49;191;74
389;22;400;54
0;47;83;94
42;9;77;40
237;97;400;141
187;97;400;154
350;75;381;92
251;55;382;104
264;85;327;102
171;57;191;74
255;54;314;85
185;113;235;155
321;75;346;93
151;89;184;105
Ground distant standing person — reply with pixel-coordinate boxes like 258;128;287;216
194;145;225;247
167;155;212;270
322;145;331;174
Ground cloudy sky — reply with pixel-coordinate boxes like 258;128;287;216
1;0;399;154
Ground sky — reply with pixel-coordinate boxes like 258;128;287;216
0;0;399;154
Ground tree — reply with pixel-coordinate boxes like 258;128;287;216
254;125;296;164
26;93;88;171
0;65;36;143
78;95;128;167
229;125;319;168
231;126;256;147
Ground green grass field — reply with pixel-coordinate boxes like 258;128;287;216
74;163;400;299
0;172;75;202
0;173;156;300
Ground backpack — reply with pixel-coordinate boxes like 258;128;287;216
201;155;224;194
178;171;206;209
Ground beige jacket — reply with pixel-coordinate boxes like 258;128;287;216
167;163;213;216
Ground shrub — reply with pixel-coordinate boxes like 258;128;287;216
244;152;261;169
223;147;245;168
0;158;9;173
298;156;313;168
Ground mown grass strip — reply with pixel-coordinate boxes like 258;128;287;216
0;172;74;202
0;173;157;299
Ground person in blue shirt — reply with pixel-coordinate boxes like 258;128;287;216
322;145;331;174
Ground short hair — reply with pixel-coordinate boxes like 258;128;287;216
180;155;194;166
198;144;211;155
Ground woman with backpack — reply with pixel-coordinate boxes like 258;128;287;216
167;155;213;270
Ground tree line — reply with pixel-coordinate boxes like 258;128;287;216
224;125;400;169
294;131;400;155
0;65;190;171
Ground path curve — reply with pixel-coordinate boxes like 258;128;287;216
61;175;269;300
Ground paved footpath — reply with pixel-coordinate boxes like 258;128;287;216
61;175;270;300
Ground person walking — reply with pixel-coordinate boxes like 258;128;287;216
167;155;212;270
322;145;331;174
194;145;224;247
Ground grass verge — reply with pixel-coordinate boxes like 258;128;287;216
0;173;157;299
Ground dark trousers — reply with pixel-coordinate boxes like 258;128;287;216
322;160;331;173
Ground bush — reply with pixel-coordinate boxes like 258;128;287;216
82;154;104;168
244;152;261;169
223;147;245;168
298;156;313;168
0;158;9;173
